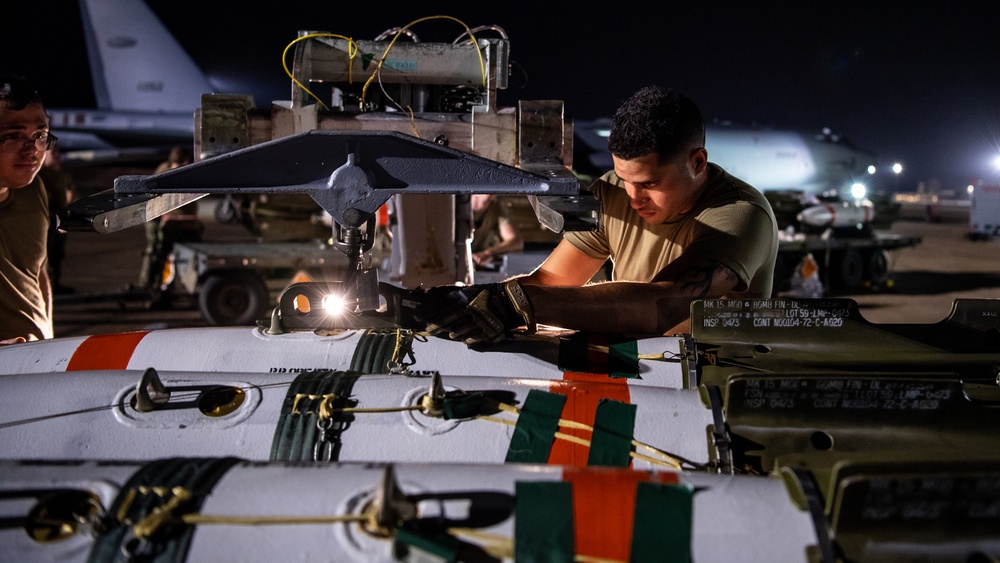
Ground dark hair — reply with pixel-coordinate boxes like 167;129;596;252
607;86;705;162
0;73;43;110
167;145;193;165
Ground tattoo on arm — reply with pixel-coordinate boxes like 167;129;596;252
676;261;738;299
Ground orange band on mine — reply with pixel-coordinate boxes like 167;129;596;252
563;466;680;560
66;331;150;371
547;371;630;466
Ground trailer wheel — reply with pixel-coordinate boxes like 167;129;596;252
214;196;237;223
866;250;890;287
834;249;865;290
198;271;269;326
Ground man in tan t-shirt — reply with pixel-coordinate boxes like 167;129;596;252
417;86;778;344
0;73;53;345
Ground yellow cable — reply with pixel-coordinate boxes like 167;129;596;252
492;401;685;469
293;393;425;418
477;414;515;427
361;15;486;107
282;33;359;110
182;513;369;526
448;527;513;559
448;527;627;563
300;394;687;469
131;486;625;563
338;405;425;414
576;556;627;563
131;487;193;539
554;431;590;448
389;328;415;371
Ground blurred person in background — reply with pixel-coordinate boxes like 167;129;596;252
470;194;523;270
137;146;202;299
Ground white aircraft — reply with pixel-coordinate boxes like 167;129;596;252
46;0;214;164
574;118;880;201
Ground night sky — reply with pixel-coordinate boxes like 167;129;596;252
4;1;1000;189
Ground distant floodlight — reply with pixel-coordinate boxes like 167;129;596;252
867;165;876;174
993;155;1000;170
851;183;867;199
892;162;903;174
968;184;975;195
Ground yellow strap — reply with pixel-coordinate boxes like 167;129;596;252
291;393;339;419
293;393;426;420
182;513;370;526
131;487;193;539
481;403;684;470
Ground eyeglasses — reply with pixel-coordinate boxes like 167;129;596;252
0;133;57;151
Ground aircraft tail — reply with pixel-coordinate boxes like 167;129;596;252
78;0;215;113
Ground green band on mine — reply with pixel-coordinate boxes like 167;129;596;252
608;337;639;379
557;333;639;379
587;399;637;467
505;390;567;463
515;481;575;563
630;482;693;563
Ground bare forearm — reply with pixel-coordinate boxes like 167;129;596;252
519;260;739;335
486;236;523;257
523;282;692;335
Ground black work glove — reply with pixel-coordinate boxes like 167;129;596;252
415;280;536;346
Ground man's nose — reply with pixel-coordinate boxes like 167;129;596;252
626;186;648;208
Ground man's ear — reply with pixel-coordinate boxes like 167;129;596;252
688;147;708;176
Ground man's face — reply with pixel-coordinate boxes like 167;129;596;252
0;102;49;190
613;150;706;224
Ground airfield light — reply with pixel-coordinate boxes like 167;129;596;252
851;183;867;200
892;162;903;174
968;184;975;195
993;154;1000;170
321;293;348;315
867;165;877;175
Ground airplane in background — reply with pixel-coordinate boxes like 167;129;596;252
58;0;892;206
573;117;885;201
47;0;213;165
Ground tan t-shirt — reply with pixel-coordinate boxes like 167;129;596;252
564;163;778;297
0;177;51;340
471;198;513;253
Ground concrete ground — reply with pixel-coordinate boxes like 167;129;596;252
51;203;999;337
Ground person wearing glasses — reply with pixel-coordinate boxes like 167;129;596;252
0;73;55;345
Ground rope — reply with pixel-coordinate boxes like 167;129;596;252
130;487;193;539
128;487;624;563
360;16;487;107
292;392;425;420
485;402;686;470
126;485;378;540
282;33;359;110
389;329;415;373
182;513;370;526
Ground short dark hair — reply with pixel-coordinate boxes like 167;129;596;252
167;145;193;165
0;73;43;110
607;86;705;162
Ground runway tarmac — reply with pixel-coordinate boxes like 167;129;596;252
51;205;1000;338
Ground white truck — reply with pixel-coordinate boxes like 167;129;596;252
968;181;1000;240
